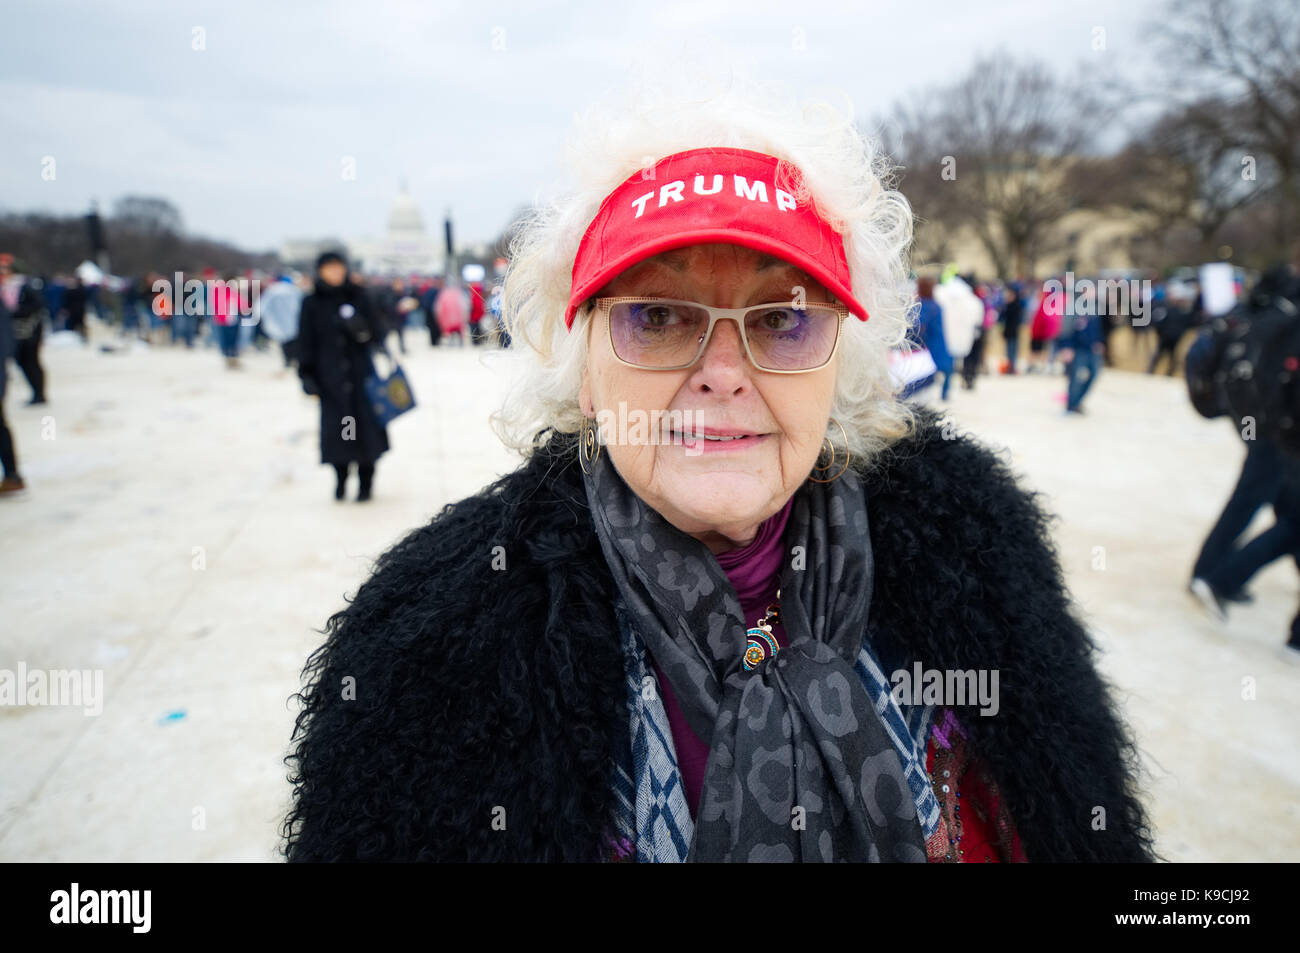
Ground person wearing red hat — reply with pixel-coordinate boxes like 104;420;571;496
285;82;1153;864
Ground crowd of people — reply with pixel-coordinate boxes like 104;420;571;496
6;243;1300;658
897;261;1300;659
903;270;1210;415
0;250;506;500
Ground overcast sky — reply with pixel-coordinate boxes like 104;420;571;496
1;0;1160;253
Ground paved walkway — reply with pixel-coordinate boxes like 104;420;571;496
1;330;1296;860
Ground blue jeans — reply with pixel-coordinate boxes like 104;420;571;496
1066;348;1098;411
1193;439;1285;583
171;313;194;347
1207;517;1300;594
218;323;240;357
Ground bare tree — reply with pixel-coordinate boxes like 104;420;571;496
0;213;87;274
0;207;277;277
883;54;1099;278
112;196;184;235
1070;98;1261;268
872;97;954;267
1153;0;1300;250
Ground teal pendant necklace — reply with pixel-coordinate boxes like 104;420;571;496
743;589;781;671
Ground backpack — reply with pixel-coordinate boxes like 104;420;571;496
1184;320;1233;420
1192;297;1300;452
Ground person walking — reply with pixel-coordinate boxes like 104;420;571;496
1190;438;1286;616
1000;281;1024;373
420;277;442;347
0;256;25;495
1194;455;1300;619
962;279;997;388
435;279;469;347
487;282;507;347
5;261;48;404
468;281;486;345
1058;288;1103;415
1028;280;1063;374
297;252;390;502
914;275;953;401
257;274;305;368
63;277;89;344
1147;290;1196;376
385;279;412;355
161;274;184;346
214;273;244;369
1190;448;1300;662
934;272;983;392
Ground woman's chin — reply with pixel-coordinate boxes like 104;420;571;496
653;471;777;544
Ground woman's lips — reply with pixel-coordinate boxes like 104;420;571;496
669;431;768;454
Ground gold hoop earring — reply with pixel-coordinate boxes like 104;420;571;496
808;417;850;484
578;415;602;474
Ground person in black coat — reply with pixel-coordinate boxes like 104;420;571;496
9;266;48;404
1000;282;1024;374
420;278;442;347
296;252;390;502
283;107;1153;864
281;413;1155;862
0;256;24;494
1147;294;1195;376
63;278;89;343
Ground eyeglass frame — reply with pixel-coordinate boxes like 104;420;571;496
588;296;850;374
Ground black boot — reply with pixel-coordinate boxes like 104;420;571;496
333;463;349;501
356;463;374;502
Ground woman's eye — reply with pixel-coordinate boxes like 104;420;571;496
756;308;800;332
638;304;679;326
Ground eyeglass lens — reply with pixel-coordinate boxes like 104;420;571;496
608;300;840;370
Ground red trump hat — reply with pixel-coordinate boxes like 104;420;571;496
564;146;869;329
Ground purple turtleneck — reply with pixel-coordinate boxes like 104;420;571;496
648;496;794;819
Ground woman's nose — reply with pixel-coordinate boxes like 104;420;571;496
689;317;751;393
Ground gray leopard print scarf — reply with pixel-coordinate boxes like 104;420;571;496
581;447;926;862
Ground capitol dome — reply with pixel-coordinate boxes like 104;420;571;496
283;182;444;276
387;187;426;236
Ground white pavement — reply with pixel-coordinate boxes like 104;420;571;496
1;330;1297;861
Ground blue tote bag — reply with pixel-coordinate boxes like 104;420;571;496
364;345;416;425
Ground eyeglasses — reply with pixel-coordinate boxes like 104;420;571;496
591;296;849;373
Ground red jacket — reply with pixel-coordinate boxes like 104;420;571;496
1030;286;1064;341
468;282;485;324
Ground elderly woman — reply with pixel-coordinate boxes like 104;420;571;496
283;86;1153;863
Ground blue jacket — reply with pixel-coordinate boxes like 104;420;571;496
1057;310;1102;351
913;298;952;370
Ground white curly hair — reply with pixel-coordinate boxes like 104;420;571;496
490;69;918;465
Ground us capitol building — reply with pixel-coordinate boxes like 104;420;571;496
279;185;448;276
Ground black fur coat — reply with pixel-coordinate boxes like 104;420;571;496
282;410;1155;862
